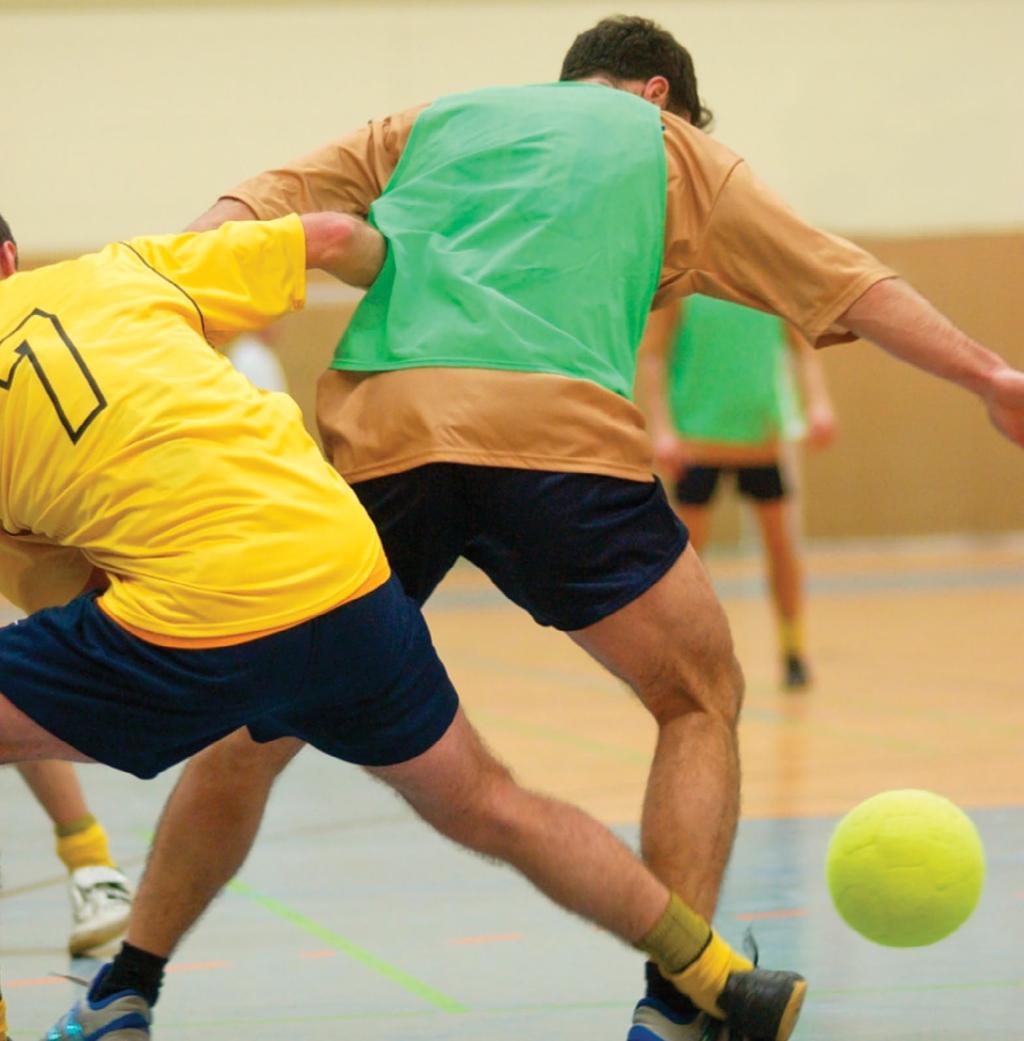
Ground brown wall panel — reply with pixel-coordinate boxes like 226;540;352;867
802;232;1024;537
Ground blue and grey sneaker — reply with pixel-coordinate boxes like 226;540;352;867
630;964;741;1041
43;965;150;1041
629;996;737;1040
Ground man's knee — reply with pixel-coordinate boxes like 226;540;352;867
636;630;745;728
186;730;303;790
409;753;520;853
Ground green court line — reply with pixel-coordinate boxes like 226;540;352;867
224;879;468;1013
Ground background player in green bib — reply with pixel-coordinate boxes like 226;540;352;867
62;16;1024;1041
640;295;837;690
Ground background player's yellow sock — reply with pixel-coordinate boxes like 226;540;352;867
56;815;116;872
779;616;805;658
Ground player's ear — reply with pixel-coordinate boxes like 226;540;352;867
641;75;671;110
0;241;17;279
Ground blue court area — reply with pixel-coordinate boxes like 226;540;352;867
3;760;1022;1038
2;544;1023;1038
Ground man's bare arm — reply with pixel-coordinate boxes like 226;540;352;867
636;302;690;474
299;212;385;289
787;326;836;448
838;278;1024;448
188;203;385;289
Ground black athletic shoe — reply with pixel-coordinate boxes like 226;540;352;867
718;967;807;1041
783;654;809;691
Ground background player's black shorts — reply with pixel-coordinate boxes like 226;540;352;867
0;576;459;779
675;463;787;506
351;463;688;632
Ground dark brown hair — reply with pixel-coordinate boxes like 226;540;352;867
560;15;712;128
0;213;15;249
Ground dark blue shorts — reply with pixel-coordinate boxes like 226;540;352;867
0;576;459;779
351;464;688;631
675;463;787;506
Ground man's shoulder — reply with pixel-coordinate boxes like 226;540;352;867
660;110;744;180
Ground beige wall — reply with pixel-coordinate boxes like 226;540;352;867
5;0;1024;250
5;1;1023;537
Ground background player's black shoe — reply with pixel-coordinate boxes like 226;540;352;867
783;654;809;690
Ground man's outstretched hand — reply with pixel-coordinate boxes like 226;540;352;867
984;366;1024;448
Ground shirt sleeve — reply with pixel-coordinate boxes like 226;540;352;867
658;160;897;347
224;105;424;220
0;533;92;614
123;215;307;346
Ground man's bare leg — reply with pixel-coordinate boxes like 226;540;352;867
0;693;93;763
676;503;712;556
125;730;302;958
79;730;302;1009
16;761;90;826
753;497;809;688
372;707;670;940
372;707;803;1037
570;545;743;919
17;759;133;953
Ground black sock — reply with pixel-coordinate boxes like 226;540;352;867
644;960;700;1020
95;942;168;1007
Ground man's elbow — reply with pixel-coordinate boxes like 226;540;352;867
305;212;386;288
186;198;258;234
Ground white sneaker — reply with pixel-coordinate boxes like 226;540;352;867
68;865;133;955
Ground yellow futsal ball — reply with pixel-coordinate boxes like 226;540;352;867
826;789;985;947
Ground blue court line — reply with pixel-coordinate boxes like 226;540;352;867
718;565;1024;599
427;565;1024;612
127;977;1024;1030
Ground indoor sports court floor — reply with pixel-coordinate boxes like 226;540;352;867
3;537;1023;1039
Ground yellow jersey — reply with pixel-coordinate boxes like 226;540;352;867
0;216;388;643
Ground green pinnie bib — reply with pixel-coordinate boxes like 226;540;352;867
669;295;803;444
333;83;667;399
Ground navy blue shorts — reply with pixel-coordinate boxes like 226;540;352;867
351;464;688;631
676;464;787;506
0;577;459;779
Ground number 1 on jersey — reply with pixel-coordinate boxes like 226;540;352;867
0;309;106;443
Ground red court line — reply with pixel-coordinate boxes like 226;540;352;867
734;909;806;921
300;949;338;959
6;977;65;990
448;932;524;945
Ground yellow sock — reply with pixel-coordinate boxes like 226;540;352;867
666;930;754;1017
635;893;712;976
779;617;805;658
55;817;115;872
0;994;8;1039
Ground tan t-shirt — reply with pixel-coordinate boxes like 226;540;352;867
227;98;894;483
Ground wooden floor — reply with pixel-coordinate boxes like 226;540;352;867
428;536;1024;822
2;535;1022;1038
